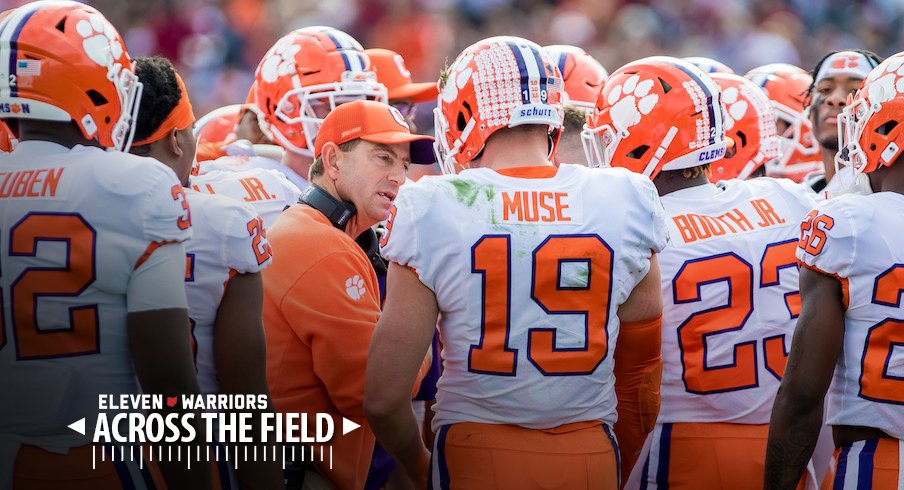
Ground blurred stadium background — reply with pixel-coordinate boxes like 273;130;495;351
5;0;901;130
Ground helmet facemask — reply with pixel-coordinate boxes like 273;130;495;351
265;71;387;156
580;122;619;169
108;63;142;152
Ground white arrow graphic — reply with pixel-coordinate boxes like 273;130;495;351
342;417;360;435
68;418;86;436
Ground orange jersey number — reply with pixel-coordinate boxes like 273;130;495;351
246;216;272;265
5;213;99;359
674;253;757;394
860;264;904;404
674;244;800;393
171;185;192;230
469;234;612;376
760;239;802;319
798;210;834;256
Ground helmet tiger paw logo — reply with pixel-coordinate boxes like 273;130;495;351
345;275;366;300
259;39;301;84
864;57;904;106
439;52;474;105
606;74;658;131
720;86;749;130
75;14;123;69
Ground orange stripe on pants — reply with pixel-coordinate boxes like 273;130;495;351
431;421;617;490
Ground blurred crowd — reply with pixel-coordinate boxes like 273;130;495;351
3;0;902;126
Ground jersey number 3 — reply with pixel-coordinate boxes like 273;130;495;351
469;234;613;376
0;213;99;359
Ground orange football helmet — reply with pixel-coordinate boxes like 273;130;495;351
542;45;608;112
707;73;780;181
583;56;728;178
251;26;386;156
837;53;904;174
0;1;141;151
435;36;564;174
194;103;244;145
683;56;735;74
745;63;821;181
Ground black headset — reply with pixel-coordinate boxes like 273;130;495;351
295;184;388;278
297;184;356;230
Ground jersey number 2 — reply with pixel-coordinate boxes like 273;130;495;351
860;264;904;404
673;240;799;394
0;213;99;359
469;234;613;376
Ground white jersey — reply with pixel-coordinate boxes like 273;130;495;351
184;190;272;394
190;168;300;228
381;164;668;430
657;178;815;424
796;192;904;439
0;141;191;449
199;155;309;192
805;166;873;201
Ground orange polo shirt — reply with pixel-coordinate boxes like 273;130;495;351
262;204;380;490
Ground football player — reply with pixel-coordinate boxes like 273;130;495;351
543;44;608;166
367;36;667;489
128;56;283;489
766;52;904;489
745;64;823;183
0;2;208;488
803;50;881;199
188;78;301;230
201;26;387;192
584;56;817;489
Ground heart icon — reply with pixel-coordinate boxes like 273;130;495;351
166;396;178;407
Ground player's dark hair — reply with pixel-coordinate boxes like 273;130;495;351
682;164;710;179
562;105;586;135
132;56;183;146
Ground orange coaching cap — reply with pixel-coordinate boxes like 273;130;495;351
314;100;435;164
365;48;437;104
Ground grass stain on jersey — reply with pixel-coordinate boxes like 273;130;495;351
449;179;480;206
559;264;590;288
574;268;590;287
446;179;502;223
485;187;499;224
